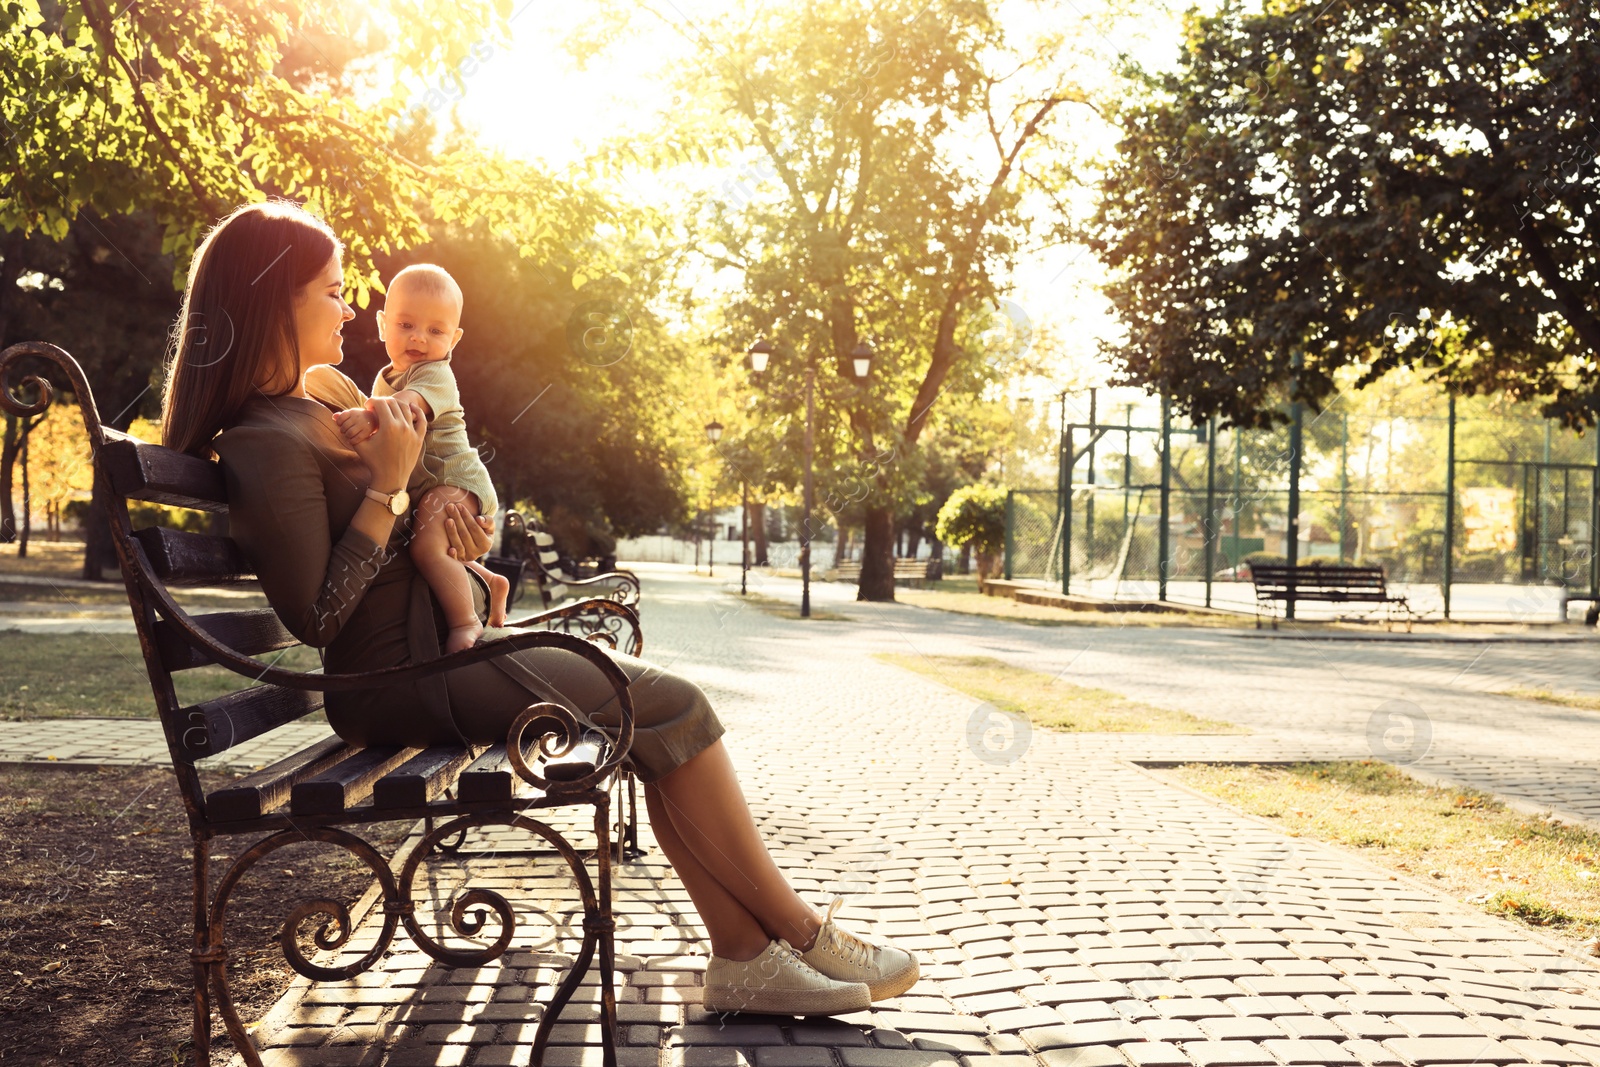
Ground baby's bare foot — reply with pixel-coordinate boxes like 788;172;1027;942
445;622;483;654
487;572;511;627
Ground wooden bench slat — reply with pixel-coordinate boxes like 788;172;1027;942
456;744;518;803
372;746;479;809
154;609;301;672
102;429;228;512
134;526;257;585
207;736;354;822
179;684;324;760
292;746;422;815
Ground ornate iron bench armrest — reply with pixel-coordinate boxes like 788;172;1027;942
505;598;643;657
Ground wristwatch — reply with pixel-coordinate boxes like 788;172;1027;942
365;485;410;516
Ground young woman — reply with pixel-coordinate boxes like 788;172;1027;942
158;199;918;1016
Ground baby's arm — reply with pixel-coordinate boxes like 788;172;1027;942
388;387;433;421
332;393;429;447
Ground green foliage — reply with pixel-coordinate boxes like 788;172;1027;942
596;0;1090;532
1092;0;1600;428
1;1;618;301
935;483;1008;556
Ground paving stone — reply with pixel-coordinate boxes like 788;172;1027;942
1382;1037;1523;1064
790;1025;872;1047
1501;1040;1592;1065
1235;977;1354;998
755;1049;836;1067
671;1024;786;1047
1273;1015;1346;1040
1340;995;1457;1015
1201;1017;1285;1042
837;1051;961;1067
984;1008;1069;1033
911;1034;990;1054
1182;1040;1277;1066
1036;1048;1127;1067
1019;1021;1143;1050
1121;1042;1193;1067
1261;1038;1360;1064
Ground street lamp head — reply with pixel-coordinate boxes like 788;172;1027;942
704;420;724;444
748;338;774;375
850;341;873;380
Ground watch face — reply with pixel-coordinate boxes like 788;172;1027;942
390;490;410;516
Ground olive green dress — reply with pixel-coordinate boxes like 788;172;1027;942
209;384;724;782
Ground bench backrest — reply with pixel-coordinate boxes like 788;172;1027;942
103;428;320;760
1249;564;1388;593
502;511;572;604
1;343;322;826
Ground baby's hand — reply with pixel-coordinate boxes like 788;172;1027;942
331;406;377;446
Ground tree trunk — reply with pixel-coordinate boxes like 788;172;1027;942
750;501;769;565
959;541;972;575
81;476;120;579
906;523;924;560
832;524;847;568
858;504;896;601
0;413;18;543
17;421;29;557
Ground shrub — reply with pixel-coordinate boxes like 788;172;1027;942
936;485;1008;579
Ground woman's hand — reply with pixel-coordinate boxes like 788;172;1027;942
349;395;425;492
443;502;494;561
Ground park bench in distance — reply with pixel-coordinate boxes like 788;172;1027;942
487;511;642;613
1249;562;1417;631
0;342;643;1067
832;557;940;586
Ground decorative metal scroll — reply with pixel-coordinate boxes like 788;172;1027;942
200;813;613;1067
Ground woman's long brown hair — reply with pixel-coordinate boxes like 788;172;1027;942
160;200;342;457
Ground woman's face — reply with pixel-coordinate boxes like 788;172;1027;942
285;252;355;389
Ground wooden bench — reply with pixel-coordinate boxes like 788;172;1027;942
0;341;641;1067
489;511;642;616
1249;563;1416;631
832;558;939;586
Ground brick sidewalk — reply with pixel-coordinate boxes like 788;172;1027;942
188;568;1600;1066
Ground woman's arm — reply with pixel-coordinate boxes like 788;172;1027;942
216;398;425;647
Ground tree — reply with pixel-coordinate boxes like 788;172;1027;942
2;0;625;574
594;0;1092;600
935;484;1007;579
1092;0;1600;428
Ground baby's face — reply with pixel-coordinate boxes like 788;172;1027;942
378;281;463;369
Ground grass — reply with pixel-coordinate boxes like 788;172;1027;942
874;652;1241;733
1167;760;1600;945
0;539;88;579
1496;687;1600;714
1;632;323;720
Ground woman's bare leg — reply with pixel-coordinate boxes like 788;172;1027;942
643;782;770;960
645;739;824;957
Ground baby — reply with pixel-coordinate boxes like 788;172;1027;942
307;263;510;653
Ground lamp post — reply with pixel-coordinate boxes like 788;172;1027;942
704;421;723;579
748;338;873;618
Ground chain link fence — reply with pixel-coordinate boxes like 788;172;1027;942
1003;382;1600;622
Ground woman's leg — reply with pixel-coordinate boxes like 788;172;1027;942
445;651;824;957
643;778;769;960
646;739;824;956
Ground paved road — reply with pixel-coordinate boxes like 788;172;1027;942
222;564;1600;1066
6;564;1600;1065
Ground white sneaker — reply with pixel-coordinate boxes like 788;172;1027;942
702;937;872;1016
797;897;920;1001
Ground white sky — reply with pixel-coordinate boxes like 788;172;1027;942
436;0;1200;425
